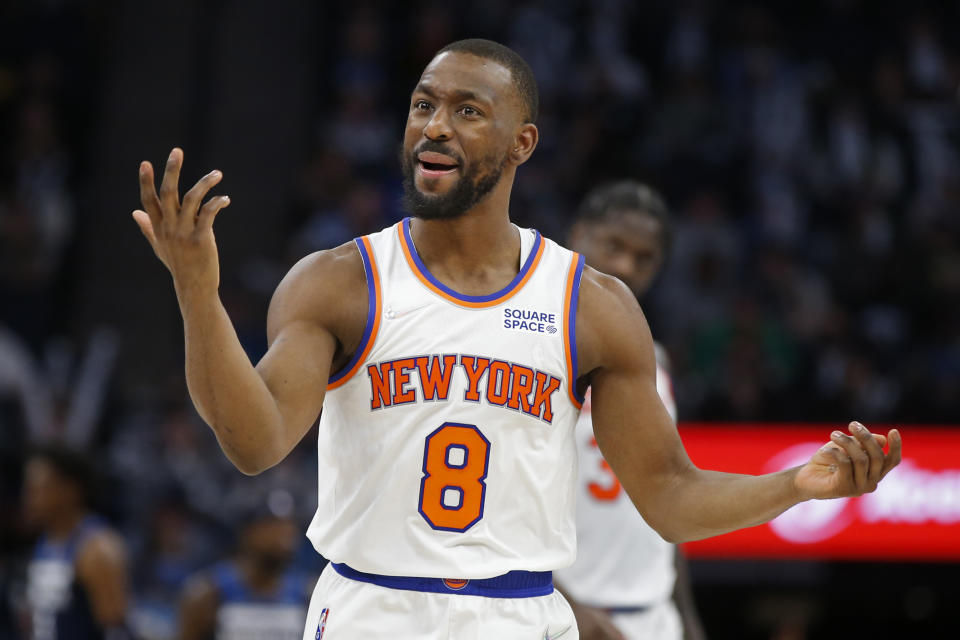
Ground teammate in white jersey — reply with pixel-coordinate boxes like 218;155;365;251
132;39;902;640
556;182;705;640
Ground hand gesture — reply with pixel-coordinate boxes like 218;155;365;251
794;422;902;500
132;148;231;296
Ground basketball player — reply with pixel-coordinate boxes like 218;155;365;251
177;508;312;640
132;39;901;639
22;446;132;640
556;182;704;640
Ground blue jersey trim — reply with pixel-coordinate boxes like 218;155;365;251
328;237;378;386
330;563;554;598
401;217;543;304
567;254;586;406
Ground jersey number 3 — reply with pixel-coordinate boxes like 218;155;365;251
418;423;490;532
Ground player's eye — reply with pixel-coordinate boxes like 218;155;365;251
413;100;432;111
458;105;481;117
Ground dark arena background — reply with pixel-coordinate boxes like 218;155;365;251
1;1;958;638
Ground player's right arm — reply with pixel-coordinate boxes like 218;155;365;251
133;148;366;475
577;266;901;543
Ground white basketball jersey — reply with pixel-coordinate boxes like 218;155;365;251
555;345;678;608
306;218;585;579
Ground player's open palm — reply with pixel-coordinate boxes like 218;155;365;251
132;148;230;296
794;422;901;500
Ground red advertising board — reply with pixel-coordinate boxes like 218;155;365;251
678;424;960;561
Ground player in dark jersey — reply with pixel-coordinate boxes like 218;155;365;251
177;508;312;640
21;446;132;640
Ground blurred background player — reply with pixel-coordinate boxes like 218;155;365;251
556;181;706;640
176;497;312;640
21;445;132;640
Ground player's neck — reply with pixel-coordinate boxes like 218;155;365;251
409;207;520;293
45;507;86;541
409;179;523;288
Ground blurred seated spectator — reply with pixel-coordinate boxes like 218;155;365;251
176;495;314;640
20;444;133;639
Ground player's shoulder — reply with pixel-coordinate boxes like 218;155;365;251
266;240;369;343
579;264;642;318
576;265;655;376
179;569;220;608
270;241;366;314
284;240;366;291
75;524;127;575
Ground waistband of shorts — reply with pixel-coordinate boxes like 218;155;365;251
604;604;651;615
330;562;554;598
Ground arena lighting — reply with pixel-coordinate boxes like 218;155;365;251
677;425;960;561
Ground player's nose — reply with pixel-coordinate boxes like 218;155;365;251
423;108;453;141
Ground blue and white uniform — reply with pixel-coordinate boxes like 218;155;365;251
302;218;585;639
555;345;683;640
26;516;107;640
210;562;309;640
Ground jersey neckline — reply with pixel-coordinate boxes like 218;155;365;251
398;217;544;308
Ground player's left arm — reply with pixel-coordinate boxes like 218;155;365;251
75;529;131;633
577;267;902;544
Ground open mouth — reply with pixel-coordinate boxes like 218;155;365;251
417;151;460;178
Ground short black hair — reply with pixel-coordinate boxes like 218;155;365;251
436;39;539;123
28;444;97;505
576;181;673;255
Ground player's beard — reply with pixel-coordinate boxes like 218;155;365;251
400;142;507;220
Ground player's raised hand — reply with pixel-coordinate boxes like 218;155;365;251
794;422;902;500
132;148;231;296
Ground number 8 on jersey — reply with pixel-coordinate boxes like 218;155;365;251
418;423;491;532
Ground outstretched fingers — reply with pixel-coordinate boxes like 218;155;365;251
180;170;223;233
197;195;231;232
138;161;163;227
131;210;158;252
158;148;184;220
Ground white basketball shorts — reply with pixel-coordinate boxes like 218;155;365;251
302;562;578;640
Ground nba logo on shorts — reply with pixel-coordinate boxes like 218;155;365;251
442;578;469;590
315;608;329;639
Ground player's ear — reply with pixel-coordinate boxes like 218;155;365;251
510;123;538;166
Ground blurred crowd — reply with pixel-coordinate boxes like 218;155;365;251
1;0;958;638
287;0;960;424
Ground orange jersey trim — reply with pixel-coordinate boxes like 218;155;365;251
327;235;382;390
563;253;586;409
397;219;545;309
